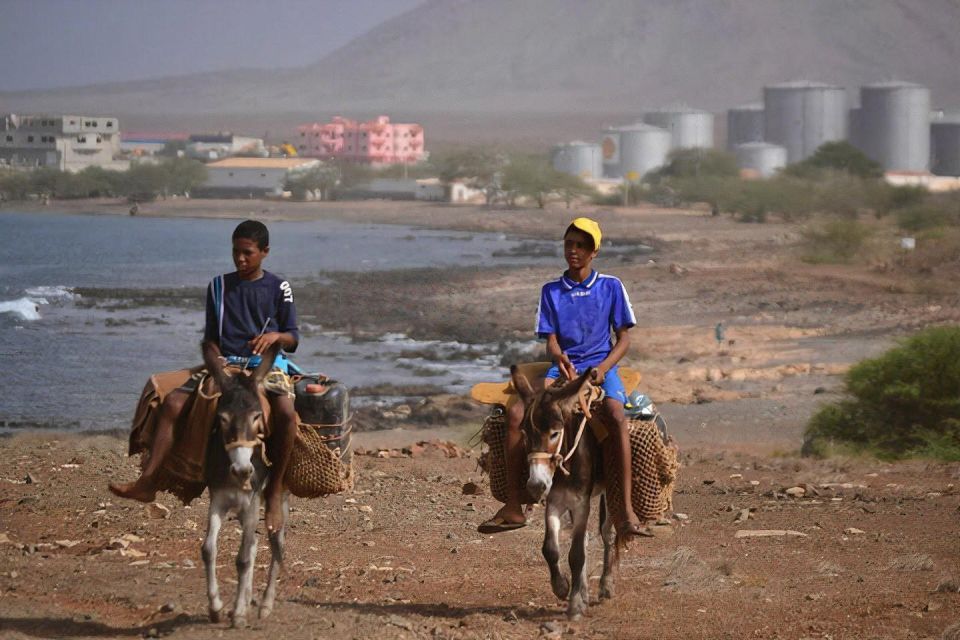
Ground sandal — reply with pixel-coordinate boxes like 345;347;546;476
477;515;527;534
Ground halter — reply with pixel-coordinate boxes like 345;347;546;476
526;383;604;476
202;372;272;468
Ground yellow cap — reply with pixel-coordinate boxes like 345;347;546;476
566;217;602;251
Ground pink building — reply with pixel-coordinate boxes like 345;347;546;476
296;115;425;165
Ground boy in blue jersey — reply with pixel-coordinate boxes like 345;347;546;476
111;220;299;535
479;217;645;536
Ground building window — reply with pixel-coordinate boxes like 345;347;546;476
260;173;266;177
5;135;12;142
96;136;102;143
69;120;76;125
228;172;234;177
78;136;86;143
106;121;113;127
27;136;34;142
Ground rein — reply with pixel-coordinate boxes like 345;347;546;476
526;383;604;476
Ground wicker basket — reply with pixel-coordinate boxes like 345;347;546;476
285;421;354;498
478;408;679;521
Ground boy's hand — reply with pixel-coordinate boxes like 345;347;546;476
558;352;577;381
249;331;282;356
591;366;607;386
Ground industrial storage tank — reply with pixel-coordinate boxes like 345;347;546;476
734;142;787;178
931;117;960;176
726;103;765;150
600;124;671;179
857;82;931;172
763;81;847;164
551;141;603;180
643;107;714;149
848;108;862;150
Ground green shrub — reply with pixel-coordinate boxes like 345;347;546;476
896;204;959;232
648;148;739;180
801;218;872;263
785;141;884;180
803;325;960;460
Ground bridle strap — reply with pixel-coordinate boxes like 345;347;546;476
525;383;604;476
222;429;272;467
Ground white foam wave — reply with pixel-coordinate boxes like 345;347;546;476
24;285;77;301
0;297;43;321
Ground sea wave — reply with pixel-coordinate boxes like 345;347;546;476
0;297;43;321
24;285;78;301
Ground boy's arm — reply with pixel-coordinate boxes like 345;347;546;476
593;326;631;385
546;334;577;380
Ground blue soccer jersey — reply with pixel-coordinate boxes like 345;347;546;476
535;270;636;370
203;271;299;358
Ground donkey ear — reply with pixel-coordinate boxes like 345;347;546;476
251;343;282;384
510;365;536;405
552;367;595;408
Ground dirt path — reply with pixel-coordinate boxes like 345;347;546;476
1;433;958;639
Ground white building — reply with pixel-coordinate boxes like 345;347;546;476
0;113;124;171
186;133;266;161
197;157;321;198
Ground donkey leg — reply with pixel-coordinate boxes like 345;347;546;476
543;498;570;600
202;493;226;623
567;497;591;620
598;493;618;601
260;494;288;620
231;496;260;629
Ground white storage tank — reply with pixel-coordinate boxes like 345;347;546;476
858;81;931;172
643;107;714;149
727;103;765;151
931;117;960;176
601;124;672;179
764;81;847;163
735;142;787;178
551;141;603;180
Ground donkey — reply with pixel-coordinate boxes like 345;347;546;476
201;344;288;628
511;365;619;620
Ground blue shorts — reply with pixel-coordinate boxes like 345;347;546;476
544;364;627;405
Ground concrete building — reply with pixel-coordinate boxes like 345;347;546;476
297;116;425;165
186;133;266;161
196;157;321;198
0;113;124;171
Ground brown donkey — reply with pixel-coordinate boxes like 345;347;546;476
201;343;288;628
511;365;620;620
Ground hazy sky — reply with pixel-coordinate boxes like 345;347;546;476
0;0;425;91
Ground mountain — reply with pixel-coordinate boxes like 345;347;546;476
2;0;959;141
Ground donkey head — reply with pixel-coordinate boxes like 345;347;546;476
511;365;595;500
204;344;280;490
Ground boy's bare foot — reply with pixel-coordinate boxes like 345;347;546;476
264;497;283;534
108;480;157;503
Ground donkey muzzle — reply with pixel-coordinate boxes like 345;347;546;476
526;454;555;500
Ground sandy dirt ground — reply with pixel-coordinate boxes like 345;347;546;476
2;199;960;639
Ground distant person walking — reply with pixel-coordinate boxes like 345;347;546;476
715;322;725;347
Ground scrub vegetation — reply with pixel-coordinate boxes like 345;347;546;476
0;157;206;202
803;325;960;461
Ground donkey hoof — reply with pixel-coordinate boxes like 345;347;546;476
599;583;615;601
209;607;223;623
231;615;247;629
567;610;584;622
258;605;273;620
551;575;571;600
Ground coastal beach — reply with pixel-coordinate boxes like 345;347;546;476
1;199;959;638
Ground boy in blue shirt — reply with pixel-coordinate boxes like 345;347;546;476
479;217;645;536
111;220;299;535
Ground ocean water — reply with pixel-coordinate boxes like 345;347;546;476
0;210;558;431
